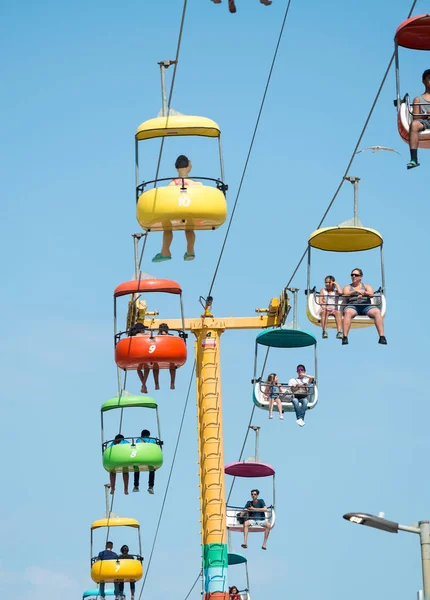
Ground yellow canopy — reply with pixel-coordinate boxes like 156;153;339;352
308;226;383;252
136;115;221;141
91;517;140;530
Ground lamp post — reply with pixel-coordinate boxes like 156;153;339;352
343;512;430;599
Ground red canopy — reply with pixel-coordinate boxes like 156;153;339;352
395;14;430;50
114;278;182;297
225;461;275;478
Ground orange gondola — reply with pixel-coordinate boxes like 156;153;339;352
114;278;187;370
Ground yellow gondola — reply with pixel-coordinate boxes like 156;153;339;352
135;114;227;232
306;177;386;330
90;517;143;583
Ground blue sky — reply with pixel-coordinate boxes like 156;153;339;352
1;0;430;598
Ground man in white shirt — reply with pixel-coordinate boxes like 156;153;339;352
287;364;315;427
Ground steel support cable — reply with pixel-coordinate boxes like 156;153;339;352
284;0;418;289
183;570;203;600
137;360;196;599
206;0;293;298
153;0;188;184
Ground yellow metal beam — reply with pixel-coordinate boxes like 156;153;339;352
143;314;281;331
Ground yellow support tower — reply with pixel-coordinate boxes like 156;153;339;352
137;291;289;600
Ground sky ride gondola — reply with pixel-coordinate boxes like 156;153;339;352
101;393;163;474
306;177;386;329
90;518;143;583
114;278;187;371
394;14;430;149
253;289;318;414
227;553;251;600
135;113;227;232
225;427;276;533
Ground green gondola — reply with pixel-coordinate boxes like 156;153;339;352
101;393;163;473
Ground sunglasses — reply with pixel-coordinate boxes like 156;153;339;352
297;368;305;372
351;273;361;277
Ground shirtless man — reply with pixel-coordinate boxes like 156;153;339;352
152;155;202;263
341;268;387;345
407;69;430;170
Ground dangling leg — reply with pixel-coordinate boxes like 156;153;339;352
320;308;328;338
367;308;386;343
228;0;237;12
139;367;150;394
333;309;343;338
276;396;283;420
408;120;424;169
110;472;116;494
268;397;274;419
152;231;173;262
342;308;356;345
133;471;140;492
123;472;129;495
169;364;177;390
153;366;160;390
262;521;272;549
148;470;155;494
184;230;196;261
242;520;250;547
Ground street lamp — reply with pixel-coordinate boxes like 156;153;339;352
343;512;430;599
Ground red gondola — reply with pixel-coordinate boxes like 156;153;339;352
394;15;430;149
114;278;187;370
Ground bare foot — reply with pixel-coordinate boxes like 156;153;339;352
141;384;147;394
124;490;129;495
110;489;114;495
170;383;175;390
155;384;160;390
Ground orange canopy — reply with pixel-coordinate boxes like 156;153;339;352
114;278;182;297
395;14;430;50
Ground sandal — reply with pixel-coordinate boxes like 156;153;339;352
184;252;195;261
261;546;267;550
241;544;247;549
152;253;172;263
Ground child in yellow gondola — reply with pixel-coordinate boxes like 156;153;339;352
319;275;343;339
109;434;129;495
152;155;202;263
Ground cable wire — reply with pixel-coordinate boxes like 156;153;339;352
207;0;294;297
153;0;188;183
137;360;196;599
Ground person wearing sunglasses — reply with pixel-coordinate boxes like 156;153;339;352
239;489;272;550
319;275;343;339
287;364;315;427
342;268;387;345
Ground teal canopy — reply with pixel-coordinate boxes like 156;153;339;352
101;394;157;412
83;590;115;598
228;552;247;565
256;327;316;348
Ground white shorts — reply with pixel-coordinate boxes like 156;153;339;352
248;519;267;527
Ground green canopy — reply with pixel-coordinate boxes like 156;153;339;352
101;394;157;412
228;552;247;565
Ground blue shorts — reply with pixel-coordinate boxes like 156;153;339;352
345;304;373;316
419;119;430;130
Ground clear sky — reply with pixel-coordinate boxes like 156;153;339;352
1;0;429;599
